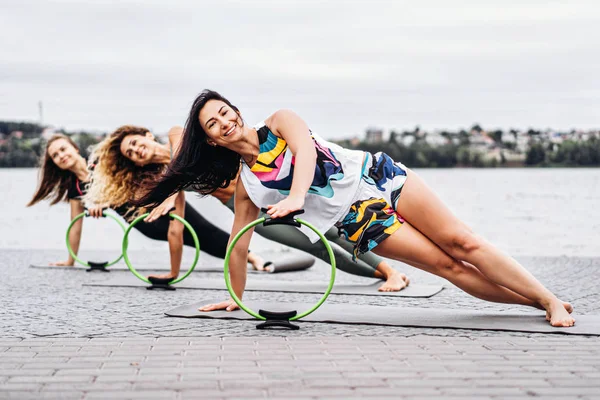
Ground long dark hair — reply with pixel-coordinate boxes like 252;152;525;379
27;134;81;206
135;89;242;208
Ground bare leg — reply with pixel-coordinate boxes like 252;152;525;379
373;221;542;307
394;170;574;327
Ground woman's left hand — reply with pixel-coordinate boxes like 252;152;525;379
87;206;104;218
144;196;176;222
266;195;305;219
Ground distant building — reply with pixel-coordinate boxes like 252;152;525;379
365;128;383;144
424;132;447;146
469;132;495;149
501;131;516;144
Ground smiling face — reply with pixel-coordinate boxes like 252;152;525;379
120;132;157;166
198;99;243;147
47;138;80;170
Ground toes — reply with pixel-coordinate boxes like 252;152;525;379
551;318;576;327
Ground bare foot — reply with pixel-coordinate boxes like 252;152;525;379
546;301;573;321
148;273;176;281
49;260;75;267
378;271;409;292
248;252;266;271
546;300;576;327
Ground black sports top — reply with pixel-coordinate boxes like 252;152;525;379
67;174;88;200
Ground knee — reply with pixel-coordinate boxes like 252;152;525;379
443;229;483;259
434;257;466;278
168;225;184;239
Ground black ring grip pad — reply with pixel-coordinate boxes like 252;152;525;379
148;276;175;285
261;208;305;227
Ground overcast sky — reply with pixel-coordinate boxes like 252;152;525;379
1;0;598;139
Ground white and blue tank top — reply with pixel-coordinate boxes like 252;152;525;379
240;121;364;243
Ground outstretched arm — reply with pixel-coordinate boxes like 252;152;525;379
266;109;317;219
200;178;259;312
146;190;185;280
167;190;185;278
51;199;85;266
143;126;185;224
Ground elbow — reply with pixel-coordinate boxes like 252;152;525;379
168;226;184;241
303;145;317;162
296;147;316;163
168;126;184;135
232;245;249;259
70;228;82;237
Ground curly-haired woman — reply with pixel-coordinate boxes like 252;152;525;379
85;125;266;280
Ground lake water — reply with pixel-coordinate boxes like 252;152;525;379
1;168;599;258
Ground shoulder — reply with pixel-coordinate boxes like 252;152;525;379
167;126;183;143
167;126;183;137
266;109;299;127
167;126;184;153
265;109;306;138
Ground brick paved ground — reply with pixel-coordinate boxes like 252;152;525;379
2;249;599;399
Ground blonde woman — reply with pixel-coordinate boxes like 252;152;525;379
85;125;265;280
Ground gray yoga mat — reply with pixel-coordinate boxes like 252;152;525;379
84;275;443;298
166;300;599;336
29;251;315;274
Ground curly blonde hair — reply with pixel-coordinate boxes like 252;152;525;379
85;125;165;220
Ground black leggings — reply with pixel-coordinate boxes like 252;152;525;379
117;202;229;259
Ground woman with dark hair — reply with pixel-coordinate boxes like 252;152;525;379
137;90;574;327
85;125;266;279
27;134;102;266
105;125;409;291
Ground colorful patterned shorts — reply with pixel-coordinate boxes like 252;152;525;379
335;152;408;259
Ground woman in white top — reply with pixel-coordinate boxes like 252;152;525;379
136;90;574;327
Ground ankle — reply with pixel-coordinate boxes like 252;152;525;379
375;262;393;278
538;296;561;310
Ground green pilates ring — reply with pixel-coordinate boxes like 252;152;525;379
66;210;127;267
224;216;336;321
122;213;200;285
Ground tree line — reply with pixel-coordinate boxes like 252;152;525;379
1;120;599;168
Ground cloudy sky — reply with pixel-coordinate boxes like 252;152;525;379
1;0;598;139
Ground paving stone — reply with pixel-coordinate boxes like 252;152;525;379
4;251;600;399
0;369;55;376
85;390;178;399
42;382;133;391
2;392;84;400
442;387;526;396
132;380;219;391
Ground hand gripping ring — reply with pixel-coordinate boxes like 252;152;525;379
224;209;336;327
66;210;127;268
122;213;200;287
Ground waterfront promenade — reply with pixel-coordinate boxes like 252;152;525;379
2;248;599;399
